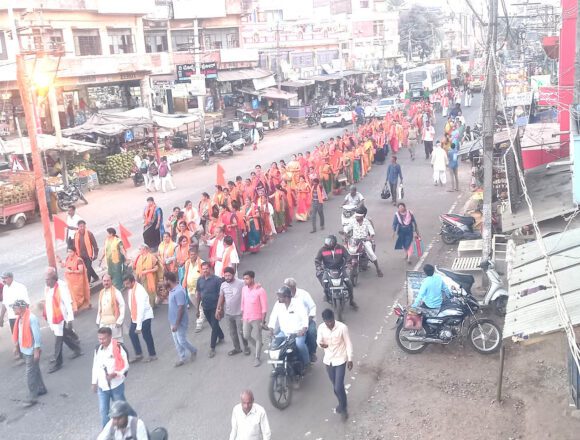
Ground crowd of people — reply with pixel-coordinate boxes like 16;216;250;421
1;95;471;438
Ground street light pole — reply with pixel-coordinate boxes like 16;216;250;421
16;54;57;268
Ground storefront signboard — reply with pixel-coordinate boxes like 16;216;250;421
200;62;218;79
176;64;195;83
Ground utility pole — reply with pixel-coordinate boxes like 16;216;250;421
481;0;499;263
16;54;56;268
276;21;282;90
193;18;205;140
407;29;412;62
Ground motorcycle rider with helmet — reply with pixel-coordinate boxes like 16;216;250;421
314;235;357;309
343;208;384;278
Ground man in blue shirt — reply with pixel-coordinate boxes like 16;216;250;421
447;143;459;191
12;300;47;407
196;262;225;358
385;156;403;205
165;272;197;367
412;265;451;316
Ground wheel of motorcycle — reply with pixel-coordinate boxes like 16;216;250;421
395;322;427;354
493;296;508;316
228;150;234;156
441;233;457;245
269;373;292;410
57;198;70;212
333;298;344;322
467;319;502;354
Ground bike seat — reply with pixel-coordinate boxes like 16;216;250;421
450;215;475;225
437;268;474;293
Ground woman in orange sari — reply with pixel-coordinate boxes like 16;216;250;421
158;232;177;276
58;246;91;312
295;175;312;222
243;198;261;253
134;244;162;307
175;235;190;285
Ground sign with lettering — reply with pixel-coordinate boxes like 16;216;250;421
200;62;217;79
176;64;195;83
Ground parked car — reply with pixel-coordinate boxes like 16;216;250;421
320;105;352;128
375;97;404;118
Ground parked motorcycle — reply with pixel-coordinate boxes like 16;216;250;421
130;165;144;187
56;182;88;211
267;334;305;410
307;110;321;127
198;144;210;165
436;260;508;316
229;137;246;151
439;212;482;244
323;268;350;321
393;293;502;355
206;130;234;156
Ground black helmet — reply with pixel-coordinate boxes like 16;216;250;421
324;235;337;248
277;286;292;298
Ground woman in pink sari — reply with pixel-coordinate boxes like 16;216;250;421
295;175;312;222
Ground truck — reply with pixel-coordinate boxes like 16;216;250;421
431;57;464;86
0;171;37;229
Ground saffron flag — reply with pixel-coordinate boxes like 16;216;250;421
216;164;226;187
53;216;67;242
119;223;133;249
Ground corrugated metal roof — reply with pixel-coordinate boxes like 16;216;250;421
504;228;580;339
281;80;315;88
310;74;342;82
216;68;273;82
259;88;298;101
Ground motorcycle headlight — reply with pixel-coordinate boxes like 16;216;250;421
331;279;341;287
269;349;281;360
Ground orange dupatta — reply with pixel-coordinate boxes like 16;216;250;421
74;231;93;258
98;288;120;320
134;253;157;293
130;287;138;322
45;282;65;324
12;308;33;349
144;204;156;226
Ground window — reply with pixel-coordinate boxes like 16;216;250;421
373;20;384;38
19;28;64;52
202;28;239;50
73;29;102;56
171;30;195;52
360;0;369;7
145;31;168;53
0;32;7;60
108;28;135;54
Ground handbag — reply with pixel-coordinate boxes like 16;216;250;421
413;236;424;257
380;182;391;200
397;183;404;200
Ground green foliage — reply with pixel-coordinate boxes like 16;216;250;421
398;5;441;60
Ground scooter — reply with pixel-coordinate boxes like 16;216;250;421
207;131;234;156
436;260;508;316
439;212;482;244
230;137;246;151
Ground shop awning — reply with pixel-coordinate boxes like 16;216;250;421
0;134;102;155
457;130;512;157
121;107;201;129
253;75;276;91
338;70;368;77
310;74;342;82
258;88;298;101
499;160;575;232
281;80;315;88
504;228;580;339
216;68;273;82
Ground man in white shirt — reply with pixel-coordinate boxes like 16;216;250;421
44;267;82;373
284;278;318;363
207;227;239;277
343;185;365;208
229;389;271;440
344;211;384;277
65;205;83;246
317;308;353;421
92;326;130;428
123;274;157;363
96;274;126;342
0;272;30;335
431;140;449;186
97;400;148;440
268;286;310;368
422;119;435;159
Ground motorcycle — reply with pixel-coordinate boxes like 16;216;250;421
393;293;502;355
206;131;234;156
267;334;305;410
439;212;482;244
130;165;144;187
341;204;358;233
345;237;370;286
307;110;321;127
198;144;210;165
323;268;350;321
229;137;246;151
436;260;508;316
56;182;88;211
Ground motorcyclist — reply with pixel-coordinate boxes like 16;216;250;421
343;208;384;277
343;185;365;209
354;103;365;126
314;235;357;308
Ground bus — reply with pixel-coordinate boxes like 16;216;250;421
402;63;448;100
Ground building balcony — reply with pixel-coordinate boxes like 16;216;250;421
56;52;164;79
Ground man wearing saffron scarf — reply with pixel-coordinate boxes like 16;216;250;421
44;267;82;374
74;220;99;283
92;326;130;427
96;274;126;342
12;300;46;407
124;274;157;363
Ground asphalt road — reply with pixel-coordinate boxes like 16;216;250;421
0;96;482;439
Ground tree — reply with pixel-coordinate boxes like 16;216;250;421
388;0;406;10
398;5;441;61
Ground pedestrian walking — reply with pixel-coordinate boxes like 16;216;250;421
124;274;157;363
159;156;176;193
143;197;163;252
217;267;249;356
58;246;91;312
182;247;205;332
0;271;30;359
251;126;260;151
229;389;271;440
447;143;460;192
393;203;420;264
310;178;327;233
407;123;418;161
241;270;268;367
96;274;126;342
146;156;160;192
165;271;197;367
44;267;82;374
74;220;100;283
196;262;224;358
385;156;403;206
431;140;448;186
422;120;435;159
317;308;353;421
91;327;130;427
65;205;83;248
11;300;47;407
284;278;318;362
